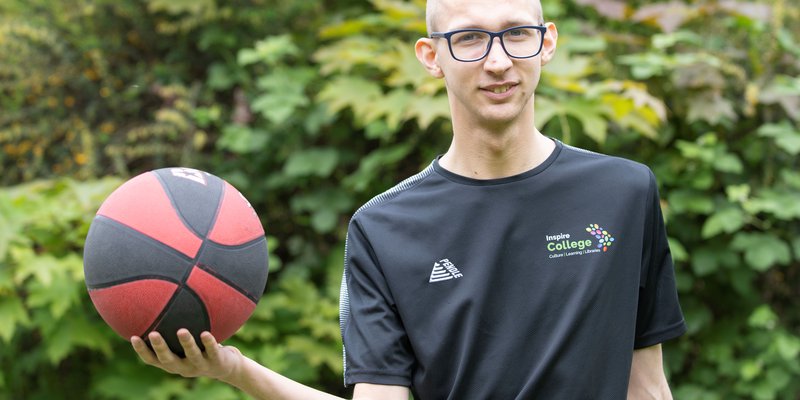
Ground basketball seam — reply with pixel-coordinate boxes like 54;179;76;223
142;285;210;338
92;216;195;263
152;170;222;242
206;235;266;250
195;263;261;303
86;216;194;288
86;275;181;290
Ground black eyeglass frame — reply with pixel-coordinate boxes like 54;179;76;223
429;25;547;62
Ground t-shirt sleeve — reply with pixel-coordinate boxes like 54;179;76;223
340;218;414;387
634;170;687;349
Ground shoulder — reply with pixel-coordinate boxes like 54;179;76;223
350;162;437;224
557;142;655;193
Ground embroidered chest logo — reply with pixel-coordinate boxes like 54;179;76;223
429;258;463;283
545;223;617;260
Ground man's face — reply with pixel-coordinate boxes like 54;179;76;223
424;0;555;129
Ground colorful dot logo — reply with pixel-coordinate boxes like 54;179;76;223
586;224;614;252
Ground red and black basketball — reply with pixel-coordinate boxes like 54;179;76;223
83;167;268;356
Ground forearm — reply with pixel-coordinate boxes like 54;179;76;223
220;356;345;400
627;344;673;400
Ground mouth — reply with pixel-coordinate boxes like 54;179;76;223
482;82;517;95
491;85;511;94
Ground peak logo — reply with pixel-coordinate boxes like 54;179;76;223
546;224;616;259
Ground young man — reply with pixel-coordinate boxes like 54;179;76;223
132;0;686;398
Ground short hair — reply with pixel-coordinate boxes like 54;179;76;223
426;0;545;34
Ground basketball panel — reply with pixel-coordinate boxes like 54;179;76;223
150;287;210;357
195;238;268;301
207;182;265;246
153;168;225;237
186;266;258;343
88;279;178;339
96;172;203;258
84;217;194;288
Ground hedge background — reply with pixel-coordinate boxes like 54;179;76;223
1;0;799;399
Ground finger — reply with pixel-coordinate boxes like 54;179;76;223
148;331;179;364
178;329;205;365
199;331;221;360
131;336;159;365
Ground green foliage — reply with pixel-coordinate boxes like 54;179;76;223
1;0;799;398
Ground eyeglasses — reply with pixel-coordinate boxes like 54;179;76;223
429;25;547;62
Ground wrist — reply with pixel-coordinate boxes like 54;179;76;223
216;347;246;385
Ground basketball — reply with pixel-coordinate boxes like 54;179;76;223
83;167;268;356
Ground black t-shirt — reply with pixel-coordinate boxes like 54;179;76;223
340;139;686;399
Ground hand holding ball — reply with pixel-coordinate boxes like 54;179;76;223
83;168;268;356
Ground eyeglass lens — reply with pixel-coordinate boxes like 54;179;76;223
449;27;542;61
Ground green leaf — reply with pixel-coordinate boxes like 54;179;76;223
765;368;791;394
93;359;186;400
744;189;800;220
652;30;702;49
701;206;745;238
290;187;353;233
748;305;778;329
712;153;743;173
378;40;431;88
781;169;800;189
252;68;315;125
686;92;737;125
0;296;29;342
535;97;609;143
773;334;800;361
317;76;383;124
683;300;713;335
237;35;299;66
757;122;800;155
405;94;451;129
314;36;385;74
667;237;688;262
217;125;269;154
181;379;241;400
668;190;715;214
310;210;339;234
740;359;762;381
146;0;214;15
283;148;339;178
673;385;723;400
252;92;308;126
206;63;237;90
362;88;414;132
731;233;791;271
344;144;413;192
726;184;751;203
566;98;608;143
691;248;720;276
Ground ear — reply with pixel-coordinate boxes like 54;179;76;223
415;38;444;78
539;22;558;66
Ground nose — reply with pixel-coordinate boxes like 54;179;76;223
483;37;512;73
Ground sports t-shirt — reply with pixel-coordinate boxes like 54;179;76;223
339;139;686;399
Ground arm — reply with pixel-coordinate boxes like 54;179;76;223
131;329;408;400
627;344;673;400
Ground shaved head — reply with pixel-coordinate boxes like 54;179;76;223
426;0;545;34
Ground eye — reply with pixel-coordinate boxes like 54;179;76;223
507;28;529;37
452;31;484;45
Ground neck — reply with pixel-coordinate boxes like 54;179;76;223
439;115;555;180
